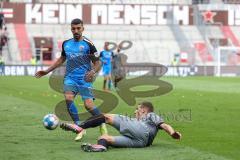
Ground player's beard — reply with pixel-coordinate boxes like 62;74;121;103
73;33;82;40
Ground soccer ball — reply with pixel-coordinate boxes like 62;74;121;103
42;114;59;130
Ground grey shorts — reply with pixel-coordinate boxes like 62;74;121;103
111;115;149;148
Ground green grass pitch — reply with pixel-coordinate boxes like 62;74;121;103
0;76;239;160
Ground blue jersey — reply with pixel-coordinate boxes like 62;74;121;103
100;50;113;67
61;37;99;79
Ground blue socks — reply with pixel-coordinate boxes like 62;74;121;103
66;100;102;125
66;100;80;125
88;106;101;116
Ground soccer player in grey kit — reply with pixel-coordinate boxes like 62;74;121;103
60;101;182;152
112;46;127;89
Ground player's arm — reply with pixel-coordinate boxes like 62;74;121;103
159;123;182;140
35;56;66;78
85;41;102;82
90;44;102;73
35;42;66;78
85;60;101;82
92;59;102;73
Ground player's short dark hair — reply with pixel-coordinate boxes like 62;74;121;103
140;101;154;112
71;18;83;25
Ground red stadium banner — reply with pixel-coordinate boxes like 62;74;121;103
2;2;240;25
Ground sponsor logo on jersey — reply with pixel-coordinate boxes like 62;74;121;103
79;45;85;51
94;52;100;57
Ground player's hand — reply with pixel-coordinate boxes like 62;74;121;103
35;70;48;78
85;70;96;82
171;131;182;140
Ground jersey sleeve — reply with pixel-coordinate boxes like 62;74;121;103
84;39;99;62
147;112;164;129
100;51;103;57
61;41;66;57
99;51;104;62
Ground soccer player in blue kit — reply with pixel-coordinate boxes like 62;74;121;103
100;42;114;91
35;18;107;141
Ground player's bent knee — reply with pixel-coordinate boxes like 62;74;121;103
104;114;115;124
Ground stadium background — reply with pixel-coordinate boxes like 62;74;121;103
0;0;240;160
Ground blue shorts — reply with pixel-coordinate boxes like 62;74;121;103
102;65;111;76
63;77;94;101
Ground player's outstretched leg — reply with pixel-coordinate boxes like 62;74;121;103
60;122;87;141
84;99;108;135
60;123;82;133
61;114;106;131
60;114;110;141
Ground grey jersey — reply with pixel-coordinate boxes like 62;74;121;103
141;112;164;145
112;53;127;78
112;53;127;69
112;54;122;69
